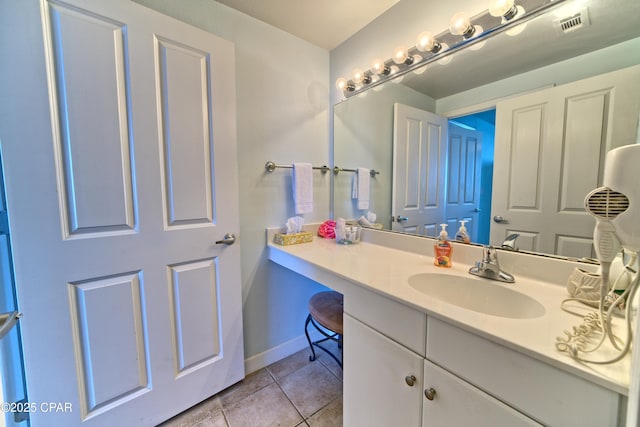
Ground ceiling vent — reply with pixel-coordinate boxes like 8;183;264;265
555;7;591;34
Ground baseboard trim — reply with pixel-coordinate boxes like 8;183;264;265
244;330;323;375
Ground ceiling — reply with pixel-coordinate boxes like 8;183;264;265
214;0;400;50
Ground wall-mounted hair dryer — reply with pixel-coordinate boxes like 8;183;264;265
584;187;625;283
585;144;640;279
600;144;640;252
557;143;640;364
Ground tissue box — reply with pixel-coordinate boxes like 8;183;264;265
273;232;313;246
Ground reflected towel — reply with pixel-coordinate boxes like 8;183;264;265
292;162;313;214
352;168;370;210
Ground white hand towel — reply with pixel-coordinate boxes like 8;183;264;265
292;162;313;214
356;168;370;210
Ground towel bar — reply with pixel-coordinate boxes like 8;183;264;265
265;161;330;174
264;161;380;177
333;166;380;177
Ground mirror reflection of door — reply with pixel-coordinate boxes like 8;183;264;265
393;103;496;241
447;111;496;245
445;123;483;243
491;65;640;257
392;103;447;236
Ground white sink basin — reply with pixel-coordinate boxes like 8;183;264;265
408;273;546;319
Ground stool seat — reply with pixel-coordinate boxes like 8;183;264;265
305;291;343;368
308;291;343;335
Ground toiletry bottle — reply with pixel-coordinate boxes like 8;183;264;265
455;220;471;244
434;224;453;268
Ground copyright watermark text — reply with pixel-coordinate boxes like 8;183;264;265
1;401;73;413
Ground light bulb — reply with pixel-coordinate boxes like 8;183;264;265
416;32;442;53
488;0;517;19
353;68;372;85
392;45;413;65
352;68;365;84
336;77;354;92
449;12;475;38
372;58;390;75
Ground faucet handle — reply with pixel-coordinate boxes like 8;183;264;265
482;245;496;263
470;245;515;283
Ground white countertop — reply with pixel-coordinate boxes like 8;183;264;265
267;229;631;395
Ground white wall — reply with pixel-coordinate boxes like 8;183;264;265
133;0;331;369
334;84;435;225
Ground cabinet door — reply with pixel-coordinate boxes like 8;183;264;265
344;314;423;427
422;360;541;427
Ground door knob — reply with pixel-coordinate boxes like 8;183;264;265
424;387;437;400
396;216;409;222
405;375;416;387
493;215;509;224
0;311;22;341
215;233;236;245
474;207;481;213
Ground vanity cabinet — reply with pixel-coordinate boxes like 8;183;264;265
343;284;624;427
344;315;540;427
344;314;423;426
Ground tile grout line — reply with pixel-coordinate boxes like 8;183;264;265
265;366;309;426
316;356;343;383
267;357;342;427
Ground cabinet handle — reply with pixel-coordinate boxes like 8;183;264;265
424;387;437;400
404;375;416;387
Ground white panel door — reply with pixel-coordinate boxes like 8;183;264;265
0;1;243;426
444;124;482;242
491;65;640;256
392;103;448;236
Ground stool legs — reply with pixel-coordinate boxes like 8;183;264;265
305;314;343;368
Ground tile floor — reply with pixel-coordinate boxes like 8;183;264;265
160;342;343;427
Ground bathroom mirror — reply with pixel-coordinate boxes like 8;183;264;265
333;0;640;259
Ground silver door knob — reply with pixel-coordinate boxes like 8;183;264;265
0;311;22;341
493;215;509;224
405;375;416;387
215;233;236;245
396;216;409;222
424;387;436;400
474;207;481;213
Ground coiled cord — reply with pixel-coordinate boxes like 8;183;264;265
555;254;639;364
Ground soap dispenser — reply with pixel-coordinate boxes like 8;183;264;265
455;220;470;244
434;224;453;268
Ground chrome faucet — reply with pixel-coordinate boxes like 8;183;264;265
501;233;520;251
468;246;515;283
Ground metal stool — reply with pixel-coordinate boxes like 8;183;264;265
304;291;343;368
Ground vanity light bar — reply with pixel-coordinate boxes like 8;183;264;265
337;0;568;98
